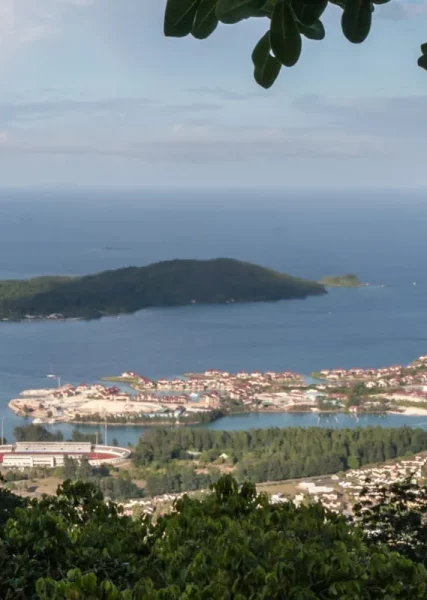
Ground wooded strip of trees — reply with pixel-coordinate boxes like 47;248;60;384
13;425;101;444
133;426;427;495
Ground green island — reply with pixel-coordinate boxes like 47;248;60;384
319;273;364;287
0;258;326;321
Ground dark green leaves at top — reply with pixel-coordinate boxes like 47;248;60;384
215;0;268;24
192;0;219;38
270;0;302;67
291;0;328;27
164;0;201;37
252;32;282;88
418;42;427;71
299;19;325;41
342;0;372;44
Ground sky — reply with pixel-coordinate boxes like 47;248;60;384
0;0;427;189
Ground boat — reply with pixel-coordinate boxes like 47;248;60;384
47;362;56;378
33;418;44;424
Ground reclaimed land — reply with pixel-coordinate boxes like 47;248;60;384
0;258;326;321
11;355;427;426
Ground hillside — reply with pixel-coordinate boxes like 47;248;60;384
0;258;326;320
319;273;363;287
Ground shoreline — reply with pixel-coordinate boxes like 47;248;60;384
11;406;427;428
388;407;427;416
69;419;203;427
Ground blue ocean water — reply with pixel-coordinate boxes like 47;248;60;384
1;187;427;444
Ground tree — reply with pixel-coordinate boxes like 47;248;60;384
13;424;63;443
0;487;27;528
353;476;427;565
2;476;427;598
163;0;427;88
70;429;102;445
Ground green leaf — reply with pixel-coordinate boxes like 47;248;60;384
418;54;427;71
270;0;302;67
291;0;328;26
192;0;219;38
299;19;325;40
421;42;427;55
372;0;391;4
341;0;372;44
216;0;268;24
164;0;201;37
252;32;282;88
329;0;346;8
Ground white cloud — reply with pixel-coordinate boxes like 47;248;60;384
0;0;91;52
295;94;427;139
0;97;221;126
0;119;388;164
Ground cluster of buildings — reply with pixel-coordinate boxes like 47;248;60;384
121;369;303;395
269;481;345;514
11;355;427;426
117;490;206;518
0;442;130;468
269;454;427;517
125;454;427;520
116;369;308;410
8;380;225;424
316;354;427;388
339;454;427;505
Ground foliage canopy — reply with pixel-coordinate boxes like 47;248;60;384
164;0;427;88
2;475;427;599
133;425;427;495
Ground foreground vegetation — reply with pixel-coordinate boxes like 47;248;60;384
2;475;427;599
133;426;427;496
163;1;427;89
0;258;326;320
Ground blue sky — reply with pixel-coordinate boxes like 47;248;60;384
0;0;427;189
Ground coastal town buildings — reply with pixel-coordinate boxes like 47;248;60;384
0;442;130;468
8;354;427;425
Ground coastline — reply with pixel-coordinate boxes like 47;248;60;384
388;407;427;416
70;419;203;427
10;354;427;428
12;407;427;429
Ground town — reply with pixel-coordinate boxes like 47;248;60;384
8;354;427;424
116;452;427;520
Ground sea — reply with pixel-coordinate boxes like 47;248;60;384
1;187;427;446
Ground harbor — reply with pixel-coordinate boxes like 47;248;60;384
8;354;427;431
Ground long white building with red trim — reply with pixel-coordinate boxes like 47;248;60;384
0;442;131;468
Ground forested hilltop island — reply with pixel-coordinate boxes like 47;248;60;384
0;258;326;321
319;273;365;287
